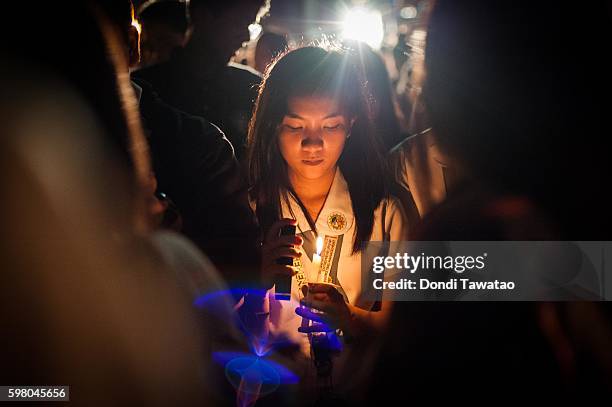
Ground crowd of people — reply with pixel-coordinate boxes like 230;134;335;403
1;0;610;405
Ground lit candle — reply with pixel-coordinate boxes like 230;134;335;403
301;236;325;333
312;236;324;281
312;253;321;271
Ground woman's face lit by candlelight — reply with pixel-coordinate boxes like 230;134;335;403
277;95;350;184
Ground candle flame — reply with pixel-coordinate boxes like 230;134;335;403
315;236;324;256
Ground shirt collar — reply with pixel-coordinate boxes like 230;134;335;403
280;169;354;236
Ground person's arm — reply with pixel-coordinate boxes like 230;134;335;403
235;218;303;352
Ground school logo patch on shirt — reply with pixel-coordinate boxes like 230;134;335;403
327;212;347;233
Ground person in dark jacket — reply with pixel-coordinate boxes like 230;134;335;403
133;0;267;162
99;0;260;286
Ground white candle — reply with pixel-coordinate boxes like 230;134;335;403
313;236;324;282
301;236;326;336
312;253;321;270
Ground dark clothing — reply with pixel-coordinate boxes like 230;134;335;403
133;49;261;162
357;192;563;403
367;186;609;404
134;77;259;285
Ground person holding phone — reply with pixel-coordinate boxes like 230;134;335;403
245;46;410;401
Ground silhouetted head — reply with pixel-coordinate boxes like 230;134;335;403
137;0;190;66
188;0;267;64
423;0;612;236
255;31;288;74
95;0;141;68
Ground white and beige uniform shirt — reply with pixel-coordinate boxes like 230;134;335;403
264;170;409;355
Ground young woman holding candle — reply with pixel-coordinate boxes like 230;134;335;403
246;46;409;400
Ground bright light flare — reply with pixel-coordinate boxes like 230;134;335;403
342;7;384;49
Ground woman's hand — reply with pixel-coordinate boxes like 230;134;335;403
260;218;303;289
295;283;353;334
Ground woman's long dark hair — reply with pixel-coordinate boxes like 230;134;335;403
248;46;388;254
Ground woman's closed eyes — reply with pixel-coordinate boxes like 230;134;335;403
280;121;346;133
284;124;303;131
323;123;345;131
